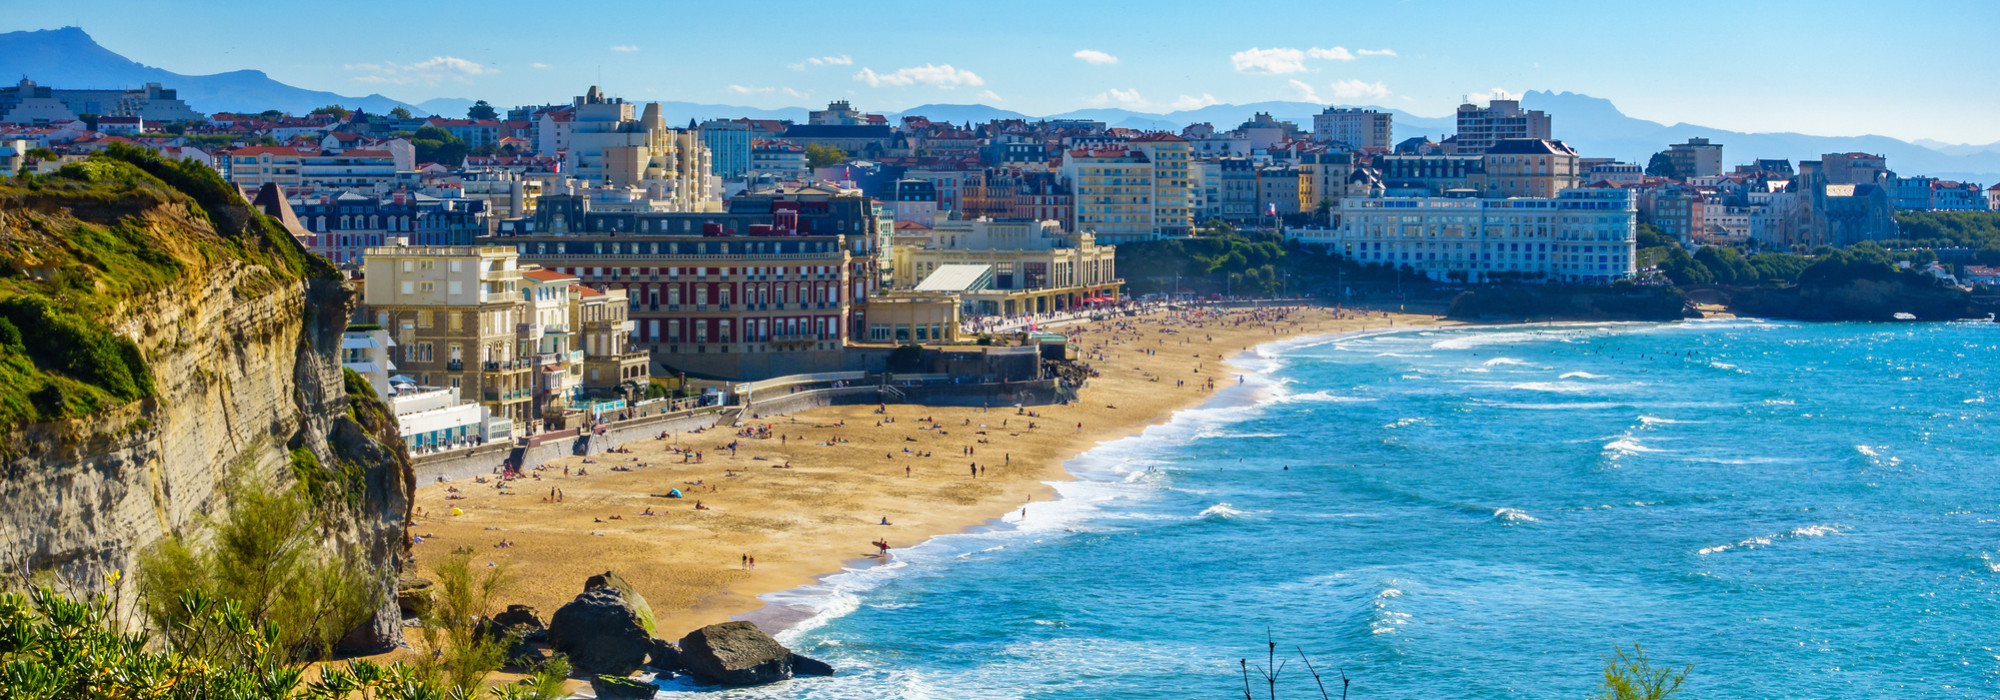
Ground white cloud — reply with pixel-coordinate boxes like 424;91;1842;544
1466;87;1518;102
1171;93;1220;111
789;55;853;70
1073;49;1118;65
345;56;496;86
852;64;985;89
610;45;639;52
1087;88;1149;108
1232;46;1395;73
783;87;811;99
1329;79;1390;101
727;85;774;95
1287;79;1322;103
528;62;551;69
977;89;1004;102
1232;47;1308;74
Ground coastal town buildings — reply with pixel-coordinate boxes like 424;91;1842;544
1666;138;1724;179
1312;108;1393;151
1449;98;1552;155
0;78;203;125
559;86;714;211
889;217;1121;316
359;245;538;426
698;119;752;178
1061;148;1157;243
1308;188;1638;283
489;185;879;380
1477;138;1582;198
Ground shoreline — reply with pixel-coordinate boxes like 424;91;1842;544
730;320;1453;639
403;306;1455;647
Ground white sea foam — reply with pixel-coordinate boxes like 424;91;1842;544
1560;371;1609;379
1510;381;1597;394
1274;389;1373;404
1697;524;1844;556
1484;401;1631;411
1638;415;1698;426
1384;417;1425;429
1493;507;1540;523
1604;437;1663;455
1197;503;1246;520
1483;357;1533;367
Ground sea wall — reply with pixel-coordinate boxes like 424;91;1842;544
411;380;1070;481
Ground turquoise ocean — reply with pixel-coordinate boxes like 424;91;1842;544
673;319;2000;698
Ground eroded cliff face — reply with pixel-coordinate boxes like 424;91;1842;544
0;195;414;651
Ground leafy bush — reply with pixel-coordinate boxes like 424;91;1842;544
0;295;154;405
137;478;376;664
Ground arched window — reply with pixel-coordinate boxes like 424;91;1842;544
339;215;350;229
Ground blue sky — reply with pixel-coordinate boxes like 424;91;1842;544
16;0;2000;143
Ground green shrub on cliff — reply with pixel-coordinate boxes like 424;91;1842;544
0;295;155;425
136;479;377;664
0;144;340;431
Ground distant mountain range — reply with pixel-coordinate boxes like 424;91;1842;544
0;27;427;116
6;27;1998;184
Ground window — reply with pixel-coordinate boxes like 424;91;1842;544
449;312;462;332
401;281;414;295
418;311;432;328
448;281;462;296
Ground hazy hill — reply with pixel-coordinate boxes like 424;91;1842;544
0;27;424;116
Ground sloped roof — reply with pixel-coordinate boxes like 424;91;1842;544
522;269;579;283
914;264;994;293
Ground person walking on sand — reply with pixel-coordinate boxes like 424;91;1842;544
741;554;748;569
969;464;978;478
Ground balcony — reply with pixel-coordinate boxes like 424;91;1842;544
482;388;532;401
446;359;463;371
516;322;541;337
482;358;532;372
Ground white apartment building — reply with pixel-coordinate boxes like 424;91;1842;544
1312;188;1637;283
1313;108;1393;151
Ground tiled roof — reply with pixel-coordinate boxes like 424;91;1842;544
522;269;579;282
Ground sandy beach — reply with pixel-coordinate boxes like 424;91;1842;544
405;305;1451;641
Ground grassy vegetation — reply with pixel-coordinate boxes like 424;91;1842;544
0;483;564;699
0;144;334;431
1890;210;2000;265
1116;221;1408;296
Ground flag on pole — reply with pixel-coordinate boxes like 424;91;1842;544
1267;202;1277;216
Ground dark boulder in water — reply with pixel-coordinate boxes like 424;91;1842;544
677;620;834;685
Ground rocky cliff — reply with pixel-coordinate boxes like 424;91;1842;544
0;148;413;650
